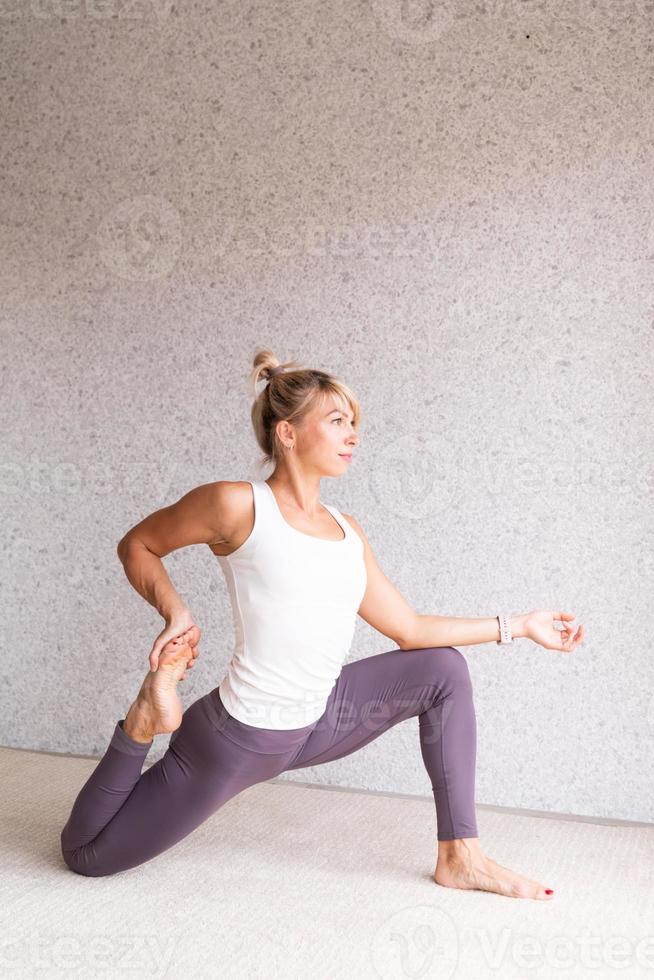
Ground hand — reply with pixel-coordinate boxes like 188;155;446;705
523;610;585;652
149;609;202;672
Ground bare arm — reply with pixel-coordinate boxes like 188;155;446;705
116;540;188;623
342;514;584;652
116;482;231;613
342;513;525;648
404;612;527;649
117;482;235;666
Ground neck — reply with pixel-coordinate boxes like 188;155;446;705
265;470;323;516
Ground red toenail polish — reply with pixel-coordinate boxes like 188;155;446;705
545;889;554;894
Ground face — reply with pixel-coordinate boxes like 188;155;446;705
276;394;359;477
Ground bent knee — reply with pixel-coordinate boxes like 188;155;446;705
420;645;472;692
61;844;115;878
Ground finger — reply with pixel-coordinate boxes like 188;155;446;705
152;640;167;668
565;627;580;650
554;628;569;650
556;612;576;622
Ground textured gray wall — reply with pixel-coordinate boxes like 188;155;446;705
2;1;652;826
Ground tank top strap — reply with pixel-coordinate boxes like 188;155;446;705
248;479;283;540
254;479;285;523
251;479;284;517
259;480;352;543
321;501;350;540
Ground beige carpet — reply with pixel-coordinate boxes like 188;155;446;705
1;745;653;980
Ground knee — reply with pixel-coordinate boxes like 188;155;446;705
62;857;114;878
60;847;92;877
60;839;113;878
423;646;473;693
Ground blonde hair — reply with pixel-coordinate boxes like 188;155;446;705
250;346;361;469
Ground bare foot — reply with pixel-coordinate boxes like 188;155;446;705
123;626;200;742
434;839;555;900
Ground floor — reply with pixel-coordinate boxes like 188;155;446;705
1;745;653;980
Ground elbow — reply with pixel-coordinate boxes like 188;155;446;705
116;537;131;561
396;613;420;650
117;536;151;562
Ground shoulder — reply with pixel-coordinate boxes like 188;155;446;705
212;480;254;504
215;479;256;515
340;512;368;546
207;481;256;546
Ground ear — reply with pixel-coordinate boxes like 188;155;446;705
276;419;294;442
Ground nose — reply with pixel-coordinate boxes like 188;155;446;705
343;423;359;449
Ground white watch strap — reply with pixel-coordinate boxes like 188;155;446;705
496;613;513;645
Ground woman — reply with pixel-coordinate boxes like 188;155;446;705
60;347;584;895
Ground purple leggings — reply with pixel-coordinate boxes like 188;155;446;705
60;645;478;876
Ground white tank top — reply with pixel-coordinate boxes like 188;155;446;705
216;480;368;729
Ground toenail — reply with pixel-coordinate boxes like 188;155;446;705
545;889;553;894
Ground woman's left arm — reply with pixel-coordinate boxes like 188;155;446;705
342;514;585;653
405;609;585;652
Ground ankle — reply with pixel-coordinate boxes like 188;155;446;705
124;702;155;744
437;837;481;860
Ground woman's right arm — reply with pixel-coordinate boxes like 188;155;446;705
116;539;189;625
117;481;233;669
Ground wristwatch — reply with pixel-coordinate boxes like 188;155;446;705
496;613;513;645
